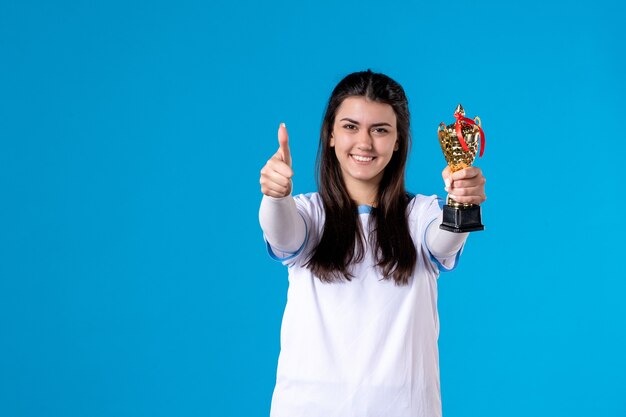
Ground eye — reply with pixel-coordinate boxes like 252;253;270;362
343;124;357;130
372;127;389;134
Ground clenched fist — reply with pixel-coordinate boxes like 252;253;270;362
442;166;487;205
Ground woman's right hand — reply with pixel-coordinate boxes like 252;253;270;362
260;123;294;198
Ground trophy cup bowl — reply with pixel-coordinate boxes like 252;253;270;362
438;104;485;233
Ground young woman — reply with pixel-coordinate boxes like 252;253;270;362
259;70;486;417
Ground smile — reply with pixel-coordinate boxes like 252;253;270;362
350;154;375;162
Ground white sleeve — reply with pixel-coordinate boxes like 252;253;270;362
259;195;306;254
425;212;469;258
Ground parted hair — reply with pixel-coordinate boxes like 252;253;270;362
305;70;417;285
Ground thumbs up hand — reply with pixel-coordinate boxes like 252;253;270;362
260;123;294;197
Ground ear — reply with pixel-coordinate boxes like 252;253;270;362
330;133;335;147
394;140;399;151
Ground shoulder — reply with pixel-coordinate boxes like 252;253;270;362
407;193;444;217
294;192;321;205
293;192;325;225
406;193;444;239
293;192;323;212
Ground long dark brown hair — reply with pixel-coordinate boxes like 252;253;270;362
305;70;417;285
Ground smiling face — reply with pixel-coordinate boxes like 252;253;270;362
329;96;399;203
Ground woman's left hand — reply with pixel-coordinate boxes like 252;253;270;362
442;166;487;205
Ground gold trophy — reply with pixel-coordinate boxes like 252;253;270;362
438;104;485;233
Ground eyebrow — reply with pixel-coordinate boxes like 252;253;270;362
339;118;393;127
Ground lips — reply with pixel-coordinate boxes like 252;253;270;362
350;154;375;162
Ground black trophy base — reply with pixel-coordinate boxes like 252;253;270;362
440;204;484;233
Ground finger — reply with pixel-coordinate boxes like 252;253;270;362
451;166;482;181
260;174;292;197
266;155;294;179
261;181;292;197
261;168;293;189
448;185;485;198
448;193;487;205
442;166;452;191
277;123;292;167
260;159;293;197
261;183;292;198
448;175;486;190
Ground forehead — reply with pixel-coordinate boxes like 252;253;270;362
335;96;396;125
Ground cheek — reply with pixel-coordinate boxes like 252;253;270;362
377;140;397;155
331;136;347;153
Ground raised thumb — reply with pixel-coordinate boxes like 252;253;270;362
277;122;292;167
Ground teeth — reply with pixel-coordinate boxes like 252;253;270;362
352;155;374;162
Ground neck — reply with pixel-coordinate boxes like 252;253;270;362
345;179;379;207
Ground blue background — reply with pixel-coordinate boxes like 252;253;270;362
1;0;624;416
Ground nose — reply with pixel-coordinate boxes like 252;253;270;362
356;130;373;151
